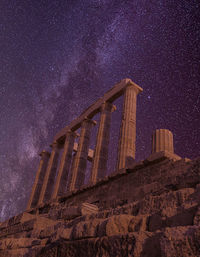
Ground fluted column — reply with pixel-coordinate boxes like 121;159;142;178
27;150;50;209
90;102;116;184
68;118;96;191
152;129;174;154
38;141;61;204
117;82;142;169
66;152;76;191
52;130;78;199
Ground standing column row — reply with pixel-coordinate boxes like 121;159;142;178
90;102;116;184
28;81;143;208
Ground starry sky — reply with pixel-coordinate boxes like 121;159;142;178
0;0;199;222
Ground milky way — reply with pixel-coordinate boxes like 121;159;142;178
0;0;199;221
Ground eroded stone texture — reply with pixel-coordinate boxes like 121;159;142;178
38;234;136;257
152;129;174;154
0;157;199;257
43;157;199;214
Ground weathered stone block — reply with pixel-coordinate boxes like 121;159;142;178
81;202;99;215
71;218;101;240
99;215;134;237
128;215;149;232
38;234;136;257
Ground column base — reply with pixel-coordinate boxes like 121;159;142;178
125;156;136;169
145;151;182;163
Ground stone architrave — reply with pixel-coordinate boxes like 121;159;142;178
69;118;96;191
27;150;50;209
52;130;78;199
152;129;174;154
117;83;142;170
90;102;116;184
38;141;61;204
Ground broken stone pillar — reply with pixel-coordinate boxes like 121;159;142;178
117;82;143;170
68;118;96;191
38;141;61;204
61;203;99;220
52;130;78;199
152;129;174;153
80;202;99;215
146;129;181;162
27;150;50;209
90;102;116;184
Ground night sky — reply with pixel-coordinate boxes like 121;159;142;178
0;0;199;222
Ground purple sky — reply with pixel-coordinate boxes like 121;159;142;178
0;0;199;221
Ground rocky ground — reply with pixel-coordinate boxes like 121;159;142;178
0;156;200;257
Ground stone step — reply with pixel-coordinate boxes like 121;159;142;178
0;216;57;240
0;212;34;230
31;225;200;257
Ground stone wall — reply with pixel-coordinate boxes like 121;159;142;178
37;157;198;219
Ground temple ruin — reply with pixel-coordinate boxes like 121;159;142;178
27;78;143;209
0;78;200;257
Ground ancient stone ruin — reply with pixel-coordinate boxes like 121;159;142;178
0;78;200;257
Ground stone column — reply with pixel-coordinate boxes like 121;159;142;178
38;141;61;204
27;150;50;209
68;118;96;191
152;129;174;153
52;130;78;199
90;102;116;184
117;82;142;170
66;152;76;191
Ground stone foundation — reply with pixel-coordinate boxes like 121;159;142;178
0;156;200;257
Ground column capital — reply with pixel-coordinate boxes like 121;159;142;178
83;117;97;126
39;150;50;157
124;81;143;95
49;141;62;149
101;102;116;112
65;129;79;138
